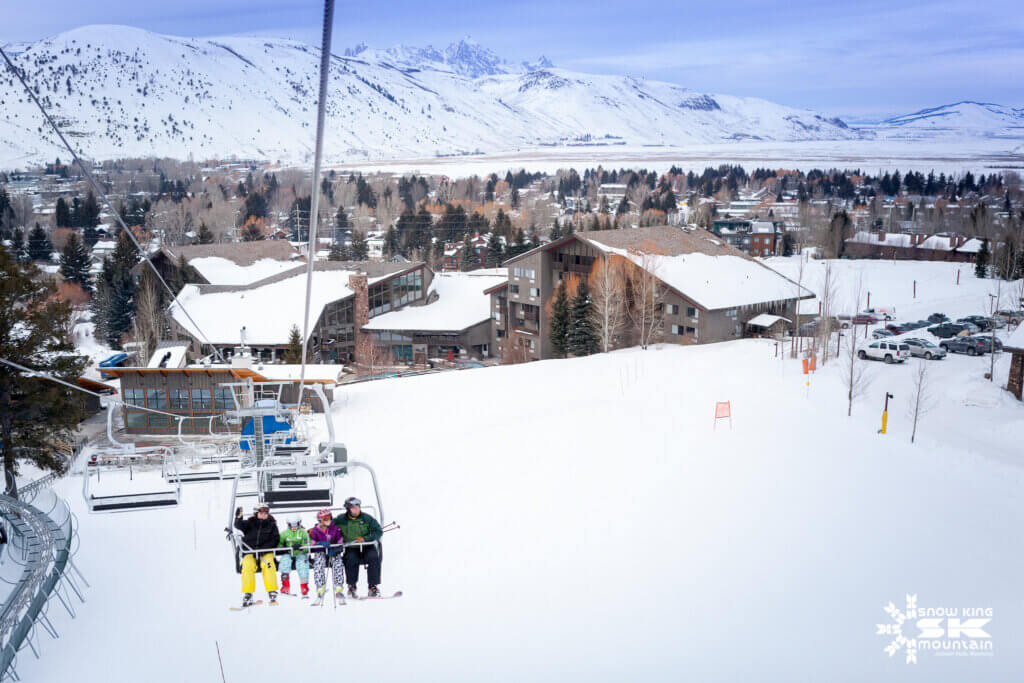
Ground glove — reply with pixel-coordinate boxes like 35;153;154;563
235;507;242;519
317;540;330;550
292;541;303;551
328;546;340;558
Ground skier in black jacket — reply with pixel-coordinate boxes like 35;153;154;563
234;504;280;607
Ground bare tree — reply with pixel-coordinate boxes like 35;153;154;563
841;274;870;416
792;252;806;358
625;248;665;349
817;260;839;363
907;359;932;443
589;255;626;353
129;273;163;365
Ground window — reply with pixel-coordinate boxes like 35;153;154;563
146;389;167;410
214;387;234;409
687;307;698;318
510;285;520;295
192;388;212;410
496;329;505;338
527;339;536;351
169;389;189;410
725;309;738;318
529;287;540;298
125;411;147;430
665;304;679;315
124;388;144;407
686;326;696;335
492;311;501;322
148;414;170;429
671;324;684;335
523;269;535;280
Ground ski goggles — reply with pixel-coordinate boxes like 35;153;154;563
345;498;361;508
256;506;270;514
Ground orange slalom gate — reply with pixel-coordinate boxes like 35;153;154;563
713;401;732;430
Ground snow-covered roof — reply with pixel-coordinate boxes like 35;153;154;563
1006;323;1024;352
750;221;776;234
188;257;302;286
363;271;507;332
917;234;955;251
846;231;914;248
169;269;388;345
147;343;189;369
746;313;791;328
246;364;346;383
957;238;985;254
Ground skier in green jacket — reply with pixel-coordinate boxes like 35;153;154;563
278;514;310;597
333;496;384;598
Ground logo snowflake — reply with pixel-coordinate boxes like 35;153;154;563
876;594;919;664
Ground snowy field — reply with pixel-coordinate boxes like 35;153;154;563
331;138;1024;178
19;260;1024;682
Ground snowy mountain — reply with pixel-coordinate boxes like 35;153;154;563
868;101;1024;139
0;24;860;167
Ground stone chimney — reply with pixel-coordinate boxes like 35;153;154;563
349;274;371;367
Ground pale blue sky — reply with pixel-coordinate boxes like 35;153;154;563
4;0;1022;118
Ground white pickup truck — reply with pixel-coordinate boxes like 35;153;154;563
858;340;909;363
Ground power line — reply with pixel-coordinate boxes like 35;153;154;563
0;45;227;364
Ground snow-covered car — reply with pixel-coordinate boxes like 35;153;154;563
872;329;894;339
858;341;909;363
902;338;946;360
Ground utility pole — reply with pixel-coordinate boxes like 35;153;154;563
988;289;999;381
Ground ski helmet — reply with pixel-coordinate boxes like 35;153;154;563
344;496;361;509
317;509;333;523
255;504;270;514
287;514;302;528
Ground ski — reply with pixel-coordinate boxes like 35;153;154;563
230;600;264;611
355;591;403;600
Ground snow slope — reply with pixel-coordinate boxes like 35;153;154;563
19;259;1024;682
0;25;858;167
867;101;1024;140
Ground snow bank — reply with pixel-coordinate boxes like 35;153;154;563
187;257;300;286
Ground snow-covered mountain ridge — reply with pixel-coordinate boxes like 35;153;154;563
868;101;1024;139
0;24;907;167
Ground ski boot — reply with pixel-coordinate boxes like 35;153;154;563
313;587;326;606
300;583;310;599
268;591;279;606
241;593;254;608
335;587;346;605
368;585;380;598
280;575;291;595
347;584;358;599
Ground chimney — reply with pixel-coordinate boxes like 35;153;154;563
876;230;886;243
349;274;371;367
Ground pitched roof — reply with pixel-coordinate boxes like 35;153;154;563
160;240;298;267
363;271;507;333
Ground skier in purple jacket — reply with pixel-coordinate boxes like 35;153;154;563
309;509;345;604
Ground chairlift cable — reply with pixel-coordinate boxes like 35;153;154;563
297;0;335;403
0;45;227;364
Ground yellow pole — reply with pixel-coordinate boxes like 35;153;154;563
880;410;888;434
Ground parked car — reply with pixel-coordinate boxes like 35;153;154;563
957;316;990;332
853;314;880;325
872;329;895;339
885;323;910;335
859;341;909;363
799;320;820;336
995;309;1024;324
914;320;931;329
832;315;852;329
929;322;967;338
862;308;895;321
939;337;987;356
968;335;1003;353
903;338;947;360
927;313;949;324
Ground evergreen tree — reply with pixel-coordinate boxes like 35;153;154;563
384;226;399;259
0;250;87;497
550;219;562;241
567;278;598;356
59;231;92;292
103;230;140;349
334;206;351;242
27;223;52;261
288;196;311;241
81;191;101;229
284;325;303;363
10;228;26;262
55;197;71;228
197;221;215;244
328;240;348;261
350;231;369;260
460;233;476;271
485;232;504;268
549;279;571;358
975;239;990;279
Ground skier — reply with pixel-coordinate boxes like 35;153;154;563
234;504;280;607
334;497;383;598
309;508;345;604
278;514;310;597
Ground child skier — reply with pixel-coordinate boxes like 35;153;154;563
278;514;310;597
309;508;345;605
234;504;280;607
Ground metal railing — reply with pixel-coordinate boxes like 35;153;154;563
0;482;88;681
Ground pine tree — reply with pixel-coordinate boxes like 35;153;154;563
975;239;990;278
384;226;399;259
284;325;303;363
550;219;562;241
59;231;92;293
197;221;215;244
567;278;598;356
485;232;504;268
335;206;352;242
27;223;52;261
10;228;26;262
350;231;369;260
550;279;571;358
0;249;87;497
328;240;348;261
55;197;71;228
460;233;476;271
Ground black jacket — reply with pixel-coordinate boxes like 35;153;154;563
234;515;280;552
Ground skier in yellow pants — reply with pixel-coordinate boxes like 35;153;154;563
234;505;280;607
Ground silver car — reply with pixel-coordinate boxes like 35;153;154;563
903;338;947;360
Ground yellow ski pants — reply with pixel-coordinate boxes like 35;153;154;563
241;553;278;593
